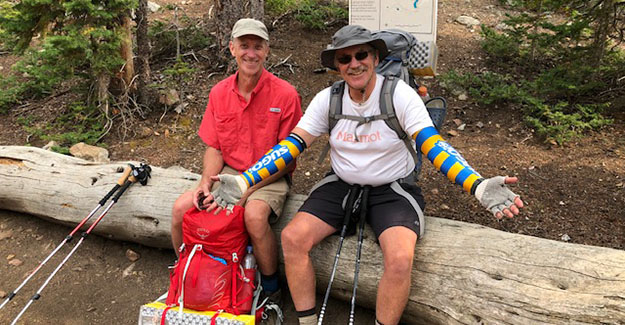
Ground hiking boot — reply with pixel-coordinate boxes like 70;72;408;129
259;288;284;325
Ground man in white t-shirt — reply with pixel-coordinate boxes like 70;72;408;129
204;25;524;325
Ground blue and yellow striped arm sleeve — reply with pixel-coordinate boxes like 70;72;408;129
414;126;484;194
239;133;307;188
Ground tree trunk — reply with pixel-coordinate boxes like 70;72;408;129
134;0;154;108
95;73;111;114
249;0;264;20
213;0;266;69
120;13;136;90
0;146;624;324
591;0;614;67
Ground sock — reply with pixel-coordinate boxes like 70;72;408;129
297;308;317;325
261;271;279;293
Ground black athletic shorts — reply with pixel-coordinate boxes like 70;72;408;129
298;174;426;239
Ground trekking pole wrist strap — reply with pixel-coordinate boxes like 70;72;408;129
240;133;307;188
414;126;483;194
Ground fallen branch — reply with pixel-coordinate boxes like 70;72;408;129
0;146;623;324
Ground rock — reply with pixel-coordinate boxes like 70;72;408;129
6;254;15;260
452;119;463;126
0;290;7;299
456;16;480;27
476;121;485;128
42;141;59;151
126;249;141;262
0;230;12;240
431;188;439;195
441;204;450;210
86;306;97;312
69;143;110;163
458;124;466;131
122;263;136;278
159;88;180;106
9;258;23;266
147;1;161;12
458;93;469;101
561;234;571;242
447;130;459;137
139;127;153;138
495;23;511;31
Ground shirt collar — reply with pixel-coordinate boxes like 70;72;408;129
231;68;269;97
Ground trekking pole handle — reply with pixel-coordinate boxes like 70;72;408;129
339;186;361;237
98;165;133;205
116;165;133;185
112;180;132;203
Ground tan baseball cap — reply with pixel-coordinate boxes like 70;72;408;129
231;18;269;41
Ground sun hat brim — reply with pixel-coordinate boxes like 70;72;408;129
320;38;388;70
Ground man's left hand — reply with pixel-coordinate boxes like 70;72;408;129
475;176;524;219
206;174;246;214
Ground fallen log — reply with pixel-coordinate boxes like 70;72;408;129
1;145;624;324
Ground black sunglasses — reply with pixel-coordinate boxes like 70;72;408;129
336;50;370;65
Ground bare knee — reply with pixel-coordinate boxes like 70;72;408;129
244;201;271;240
171;192;193;228
281;223;313;257
384;250;414;278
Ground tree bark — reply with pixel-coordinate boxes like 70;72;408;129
213;0;265;68
249;0;264;20
134;0;154;108
0;146;624;324
119;14;136;91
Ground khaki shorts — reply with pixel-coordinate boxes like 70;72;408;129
207;165;290;222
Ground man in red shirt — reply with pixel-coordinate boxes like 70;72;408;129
170;18;302;304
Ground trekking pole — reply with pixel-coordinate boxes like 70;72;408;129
348;185;370;325
0;165;133;311
10;163;151;325
318;185;361;325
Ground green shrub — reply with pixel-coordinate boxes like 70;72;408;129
295;0;347;30
266;0;298;15
524;100;612;145
0;0;137;112
148;18;213;59
20;102;107;147
456;0;625;144
439;69;614;144
480;25;521;63
0;76;23;113
265;0;347;30
440;70;523;106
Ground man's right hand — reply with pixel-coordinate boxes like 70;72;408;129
192;181;213;210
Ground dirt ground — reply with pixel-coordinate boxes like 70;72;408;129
1;0;624;324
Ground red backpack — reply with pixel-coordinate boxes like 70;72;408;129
164;206;255;318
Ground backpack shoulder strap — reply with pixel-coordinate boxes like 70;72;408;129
328;80;345;132
318;80;346;163
379;76;419;164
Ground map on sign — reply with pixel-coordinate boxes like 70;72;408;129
350;0;438;43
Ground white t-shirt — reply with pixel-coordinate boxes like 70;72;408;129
297;74;434;186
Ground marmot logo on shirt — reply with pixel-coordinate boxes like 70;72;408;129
269;107;281;113
336;130;382;143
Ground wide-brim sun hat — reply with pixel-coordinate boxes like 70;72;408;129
320;25;389;70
